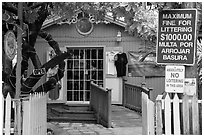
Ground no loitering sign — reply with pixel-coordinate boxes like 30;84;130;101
165;65;185;93
156;9;197;65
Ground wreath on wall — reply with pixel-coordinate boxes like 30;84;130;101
75;17;94;36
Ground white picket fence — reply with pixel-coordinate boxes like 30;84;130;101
142;92;202;135
2;92;47;135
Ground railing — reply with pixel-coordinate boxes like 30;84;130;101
139;83;154;135
90;82;112;128
2;92;47;135
123;83;147;113
123;82;153;134
143;93;202;135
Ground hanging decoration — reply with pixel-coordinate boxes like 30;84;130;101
4;30;17;60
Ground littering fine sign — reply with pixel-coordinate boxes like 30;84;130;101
156;9;197;65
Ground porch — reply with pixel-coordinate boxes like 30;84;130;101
47;80;203;135
46;81;144;135
47;104;142;135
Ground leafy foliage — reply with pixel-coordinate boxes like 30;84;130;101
45;2;159;44
3;2;201;43
197;40;202;90
2;2;202;95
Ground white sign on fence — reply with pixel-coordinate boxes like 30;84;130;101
165;65;185;93
184;78;196;96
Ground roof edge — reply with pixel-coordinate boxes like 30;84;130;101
42;15;126;29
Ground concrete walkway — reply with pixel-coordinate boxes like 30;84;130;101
47;105;142;135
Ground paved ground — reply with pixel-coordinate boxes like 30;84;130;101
47;105;142;135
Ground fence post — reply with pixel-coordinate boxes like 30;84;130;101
192;94;199;134
29;94;32;134
182;94;190;134
155;95;163;135
173;93;180;135
164;93;171;135
122;78;127;107
141;83;150;135
2;95;5;134
22;100;28;134
107;89;112;128
14;100;22;135
148;88;155;135
43;93;47;134
97;94;100;124
5;93;12;135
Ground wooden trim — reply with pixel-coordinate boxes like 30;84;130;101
42;15;126;30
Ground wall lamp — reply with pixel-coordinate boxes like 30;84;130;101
116;31;122;42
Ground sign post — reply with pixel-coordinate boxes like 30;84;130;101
14;2;23;135
15;2;23;99
156;9;197;65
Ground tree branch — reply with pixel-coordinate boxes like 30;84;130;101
38;31;62;55
29;2;48;9
21;52;70;93
2;3;17;15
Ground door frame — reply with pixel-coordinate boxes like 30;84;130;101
65;45;106;103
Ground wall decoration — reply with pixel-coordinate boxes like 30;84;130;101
75;17;94;36
4;30;17;60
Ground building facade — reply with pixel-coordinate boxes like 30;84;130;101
31;17;157;104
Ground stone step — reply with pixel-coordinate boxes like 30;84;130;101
47;103;97;123
63;104;91;111
51;107;95;118
47;116;97;123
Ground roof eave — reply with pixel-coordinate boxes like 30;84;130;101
41;15;126;30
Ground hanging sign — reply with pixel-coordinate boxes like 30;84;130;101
184;78;196;96
33;68;46;76
4;30;17;60
165;65;185;93
156;9;197;65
